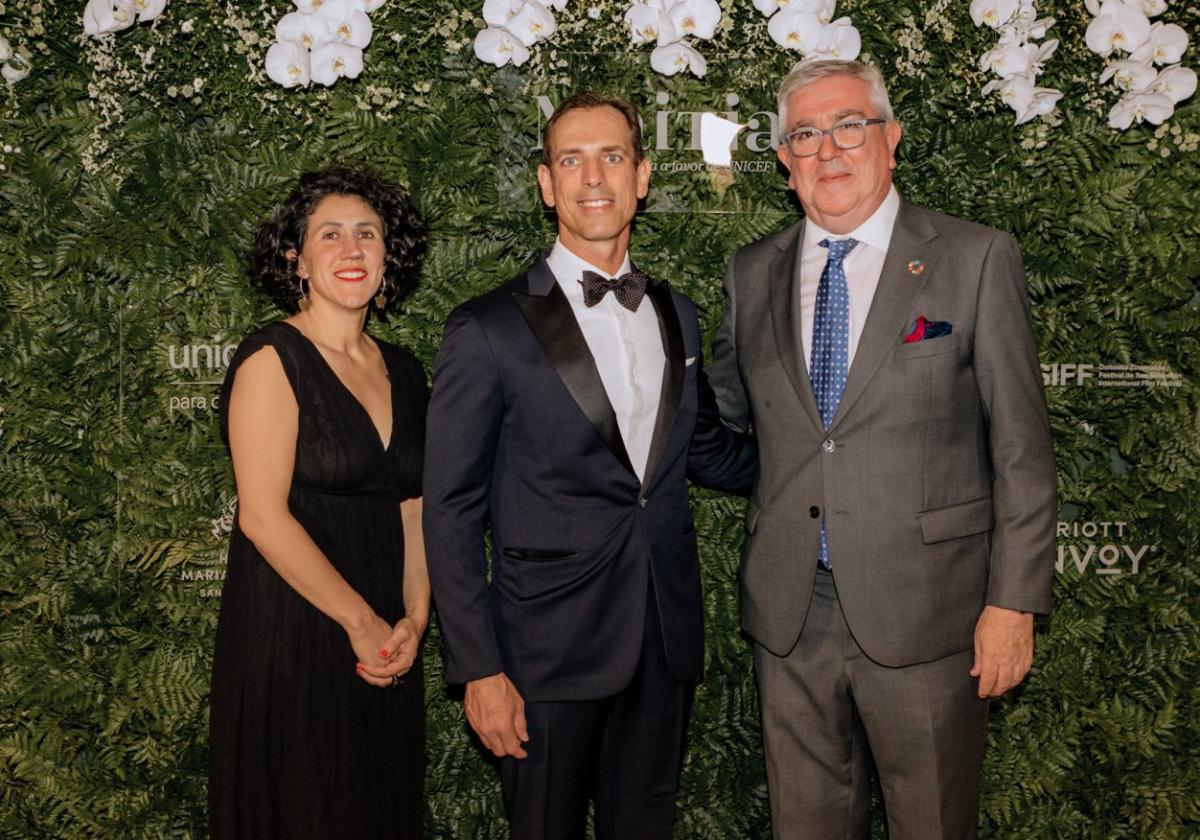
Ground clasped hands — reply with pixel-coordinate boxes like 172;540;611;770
349;614;424;688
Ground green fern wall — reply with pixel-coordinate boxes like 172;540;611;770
1;1;1197;837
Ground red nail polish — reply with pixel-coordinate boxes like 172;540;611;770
380;648;389;658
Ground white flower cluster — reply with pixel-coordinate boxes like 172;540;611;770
1084;0;1196;129
623;1;723;78
473;0;568;69
265;0;385;89
83;0;167;36
971;0;1062;125
0;33;31;84
754;0;861;62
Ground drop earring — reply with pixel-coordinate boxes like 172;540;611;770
298;275;311;312
374;277;389;310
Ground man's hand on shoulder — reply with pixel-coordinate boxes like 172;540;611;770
465;672;530;759
970;605;1035;698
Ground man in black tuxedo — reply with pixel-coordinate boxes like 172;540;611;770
423;92;757;839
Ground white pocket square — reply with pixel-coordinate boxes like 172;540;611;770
685;356;696;367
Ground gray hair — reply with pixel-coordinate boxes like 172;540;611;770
777;59;895;129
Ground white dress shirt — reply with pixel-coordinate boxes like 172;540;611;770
547;239;665;481
799;186;901;367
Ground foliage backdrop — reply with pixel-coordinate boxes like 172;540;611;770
0;1;1197;837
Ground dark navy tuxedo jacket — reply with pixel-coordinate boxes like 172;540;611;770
424;258;756;702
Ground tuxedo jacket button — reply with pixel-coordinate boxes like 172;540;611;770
809;506;820;518
639;497;648;508
822;438;836;453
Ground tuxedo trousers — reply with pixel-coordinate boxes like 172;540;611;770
755;570;989;840
499;584;693;840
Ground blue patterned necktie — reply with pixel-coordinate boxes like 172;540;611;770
811;237;858;570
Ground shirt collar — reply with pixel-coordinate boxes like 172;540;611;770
548;238;633;302
802;185;901;256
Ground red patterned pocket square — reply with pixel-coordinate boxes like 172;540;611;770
903;316;953;343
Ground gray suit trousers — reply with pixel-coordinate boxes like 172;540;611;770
755;571;989;840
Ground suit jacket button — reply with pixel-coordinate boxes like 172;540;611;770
639;497;648;508
822;438;836;453
809;506;820;518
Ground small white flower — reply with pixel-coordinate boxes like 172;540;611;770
0;36;11;63
668;0;721;41
587;6;600;20
650;41;707;77
807;18;861;61
1085;4;1151;57
969;0;1018;30
276;11;332;49
625;4;676;47
265;40;311;87
505;1;556;47
767;8;822;53
1150;64;1197;104
83;0;137;35
310;41;364;85
1129;22;1189;66
473;26;530;67
1107;91;1174;128
132;0;167;22
180;18;194;33
1099;58;1158;91
543;0;569;10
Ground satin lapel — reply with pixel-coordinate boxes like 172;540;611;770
640;280;684;493
830;202;939;428
512;261;636;476
769;224;825;434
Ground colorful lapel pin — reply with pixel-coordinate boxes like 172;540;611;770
906;259;925;275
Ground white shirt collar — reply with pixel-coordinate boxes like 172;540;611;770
802;185;901;255
547;238;633;302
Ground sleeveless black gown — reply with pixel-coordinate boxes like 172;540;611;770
209;322;426;839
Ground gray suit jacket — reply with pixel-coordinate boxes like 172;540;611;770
708;199;1056;668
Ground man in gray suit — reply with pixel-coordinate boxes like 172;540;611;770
708;59;1056;838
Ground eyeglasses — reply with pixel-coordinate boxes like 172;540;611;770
783;118;887;157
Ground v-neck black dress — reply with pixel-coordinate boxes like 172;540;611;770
209;322;426;839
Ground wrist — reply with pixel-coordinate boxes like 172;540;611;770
338;601;376;635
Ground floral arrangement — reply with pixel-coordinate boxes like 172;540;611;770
970;0;1063;125
1083;0;1197;129
82;0;167;36
624;1;722;78
473;0;568;69
264;0;386;88
754;0;861;62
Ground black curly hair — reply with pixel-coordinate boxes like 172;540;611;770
249;167;426;312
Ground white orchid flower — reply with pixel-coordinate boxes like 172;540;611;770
767;9;822;53
668;0;721;41
315;0;374;48
807;18;861;61
969;0;1018;30
650;41;707;77
361;0;387;11
983;74;1061;125
980;42;1036;79
473;26;531;67
1085;4;1151;57
276;11;333;49
1135;0;1167;17
0;36;11;63
1150;64;1198;104
1099;58;1158;91
2;57;31;85
543;0;570;9
482;0;524;28
83;0;137;35
506;1;556;47
265;40;311;87
310;42;364;85
293;0;328;13
1129;23;1189;66
625;4;676;47
133;0;167;21
753;0;781;14
1107;91;1174;128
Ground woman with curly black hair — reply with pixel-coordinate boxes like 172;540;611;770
209;167;429;839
